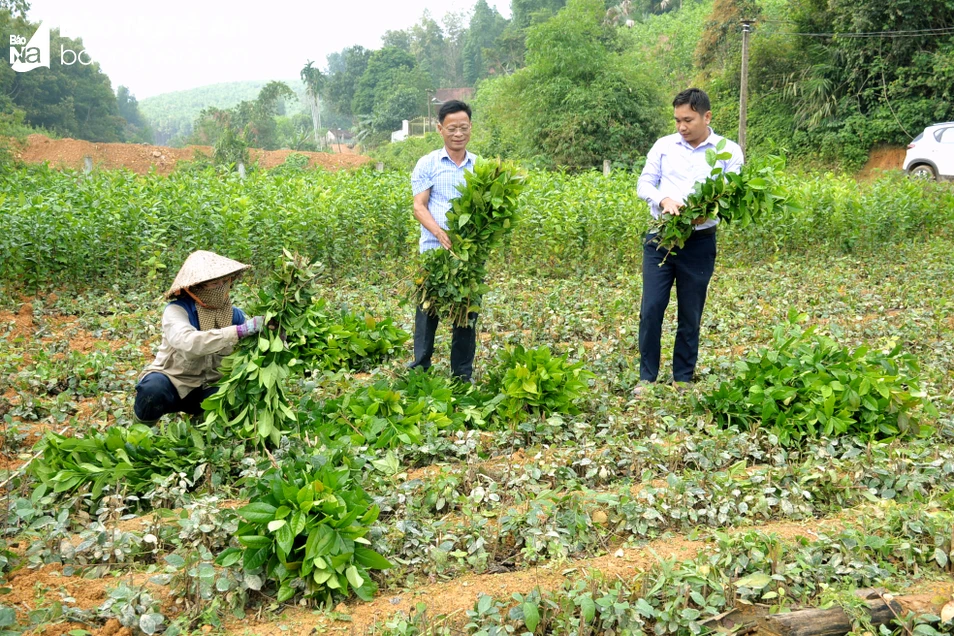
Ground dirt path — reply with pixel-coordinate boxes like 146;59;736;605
12;134;372;175
14;512;952;636
219;516;853;635
3;514;840;635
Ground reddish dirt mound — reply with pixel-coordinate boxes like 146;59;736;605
13;134;372;175
859;145;906;179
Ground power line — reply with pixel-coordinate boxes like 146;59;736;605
771;26;954;38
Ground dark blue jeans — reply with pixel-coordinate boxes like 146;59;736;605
639;230;716;383
134;372;217;422
410;306;477;381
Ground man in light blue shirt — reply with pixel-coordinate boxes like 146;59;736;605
635;88;743;388
409;100;479;381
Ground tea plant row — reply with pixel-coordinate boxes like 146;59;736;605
2;163;952;291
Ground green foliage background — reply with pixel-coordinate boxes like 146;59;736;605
6;0;953;171
1;162;952;293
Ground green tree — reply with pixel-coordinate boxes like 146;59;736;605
481;0;565;76
116;85;153;143
408;12;446;86
441;11;467;87
325;46;371;118
485;26;526;75
189;81;296;153
695;0;761;75
352;47;415;115
373;86;422;132
238;81;295;149
351;47;430;129
0;0;29;18
511;0;568;29
1;18;126;142
381;29;412;51
779;0;954;151
477;0;665;169
462;0;509;84
300;60;325;148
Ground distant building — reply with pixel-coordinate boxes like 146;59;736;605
434;88;475;104
391;120;410;143
326;128;354;147
390;89;476;144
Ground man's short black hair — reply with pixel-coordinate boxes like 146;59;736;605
438;100;472;123
672;88;711;115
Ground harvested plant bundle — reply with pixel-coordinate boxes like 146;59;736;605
203;251;408;448
31;422;211;499
219;457;392;603
201;251;321;447
650;142;790;257
697;312;937;445
295;300;409;372
410;158;526;327
484;345;595;421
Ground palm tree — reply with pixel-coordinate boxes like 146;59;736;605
300;60;325;150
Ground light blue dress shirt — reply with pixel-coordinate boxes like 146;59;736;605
411;147;478;253
637;129;744;232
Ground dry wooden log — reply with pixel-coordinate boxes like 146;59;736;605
759;597;903;636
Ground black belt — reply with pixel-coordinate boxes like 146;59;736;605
690;226;717;238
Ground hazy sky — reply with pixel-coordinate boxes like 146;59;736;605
26;0;511;99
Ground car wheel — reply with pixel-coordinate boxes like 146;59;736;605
909;164;937;180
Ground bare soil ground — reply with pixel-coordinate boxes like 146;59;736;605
12;134;372;175
858;145;907;179
0;298;120;471
12;513;948;635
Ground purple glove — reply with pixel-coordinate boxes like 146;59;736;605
236;316;264;338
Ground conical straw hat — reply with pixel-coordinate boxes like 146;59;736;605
165;251;251;299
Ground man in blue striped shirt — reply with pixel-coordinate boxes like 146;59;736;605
636;88;743;390
409;100;479;381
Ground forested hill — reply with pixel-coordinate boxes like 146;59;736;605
140;80;300;146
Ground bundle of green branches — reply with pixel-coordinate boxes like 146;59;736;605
31;421;211;500
410;158;526;327
295;300;409;372
697;311;937;446
201;250;321;448
203;251;409;448
649;141;791;258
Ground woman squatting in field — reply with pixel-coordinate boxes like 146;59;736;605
133;250;266;423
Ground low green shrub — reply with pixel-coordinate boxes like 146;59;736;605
218;457;391;603
698;313;937;445
485;345;595;422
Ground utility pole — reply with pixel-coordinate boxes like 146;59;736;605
739;19;754;155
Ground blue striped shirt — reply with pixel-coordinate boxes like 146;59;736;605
637;129;744;232
411;147;477;253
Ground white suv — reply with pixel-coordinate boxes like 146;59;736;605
904;122;954;180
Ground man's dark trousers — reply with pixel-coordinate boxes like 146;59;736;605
410;306;477;381
639;228;716;383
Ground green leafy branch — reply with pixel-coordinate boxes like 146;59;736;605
649;141;792;260
410;158;526;327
